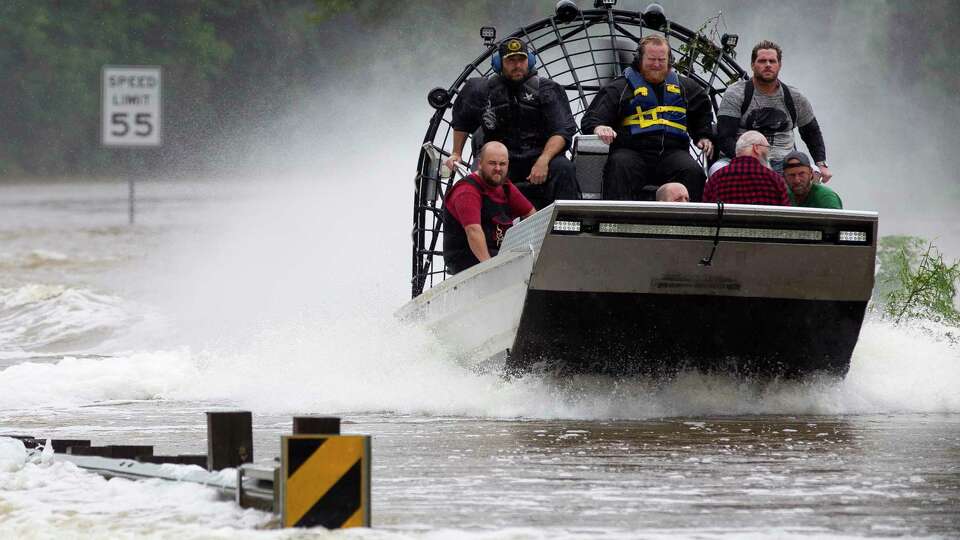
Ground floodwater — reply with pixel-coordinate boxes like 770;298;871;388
1;180;959;539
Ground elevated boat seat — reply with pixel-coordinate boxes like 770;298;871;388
572;134;609;200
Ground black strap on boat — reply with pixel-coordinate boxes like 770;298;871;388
699;201;724;266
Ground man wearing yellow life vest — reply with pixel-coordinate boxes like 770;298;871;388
580;35;715;202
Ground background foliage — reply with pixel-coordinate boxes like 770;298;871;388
0;0;956;178
874;235;960;327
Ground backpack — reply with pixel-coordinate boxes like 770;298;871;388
740;80;797;128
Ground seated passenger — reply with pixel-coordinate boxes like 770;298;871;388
444;38;579;209
703;131;790;206
442;142;536;274
655;182;690;202
580;35;714;201
783;151;842;209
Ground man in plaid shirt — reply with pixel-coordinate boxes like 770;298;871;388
703;130;790;205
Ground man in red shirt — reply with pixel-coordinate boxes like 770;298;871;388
443;142;536;274
703;130;790;206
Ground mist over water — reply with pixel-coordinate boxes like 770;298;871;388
1;6;959;539
2;295;958;417
1;2;958;420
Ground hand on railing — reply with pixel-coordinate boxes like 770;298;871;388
443;152;462;173
593;125;617;145
696;138;714;160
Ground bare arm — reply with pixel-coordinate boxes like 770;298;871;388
464;224;491;262
444;130;469;170
539;135;566;162
528;135;567;184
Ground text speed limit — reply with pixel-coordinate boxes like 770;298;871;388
102;66;162;147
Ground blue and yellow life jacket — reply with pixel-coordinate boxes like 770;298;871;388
622;67;689;141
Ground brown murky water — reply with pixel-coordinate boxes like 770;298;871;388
1;181;959;538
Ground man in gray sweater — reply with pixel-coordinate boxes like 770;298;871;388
717;40;832;182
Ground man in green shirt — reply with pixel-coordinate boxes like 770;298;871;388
783;150;842;209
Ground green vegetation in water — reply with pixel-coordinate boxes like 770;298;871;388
875;236;960;327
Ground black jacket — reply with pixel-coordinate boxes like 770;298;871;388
580;70;713;153
451;73;577;160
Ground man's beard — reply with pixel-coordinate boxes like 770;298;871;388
642;66;668;83
481;172;504;186
791;182;811;197
505;66;528;83
755;70;777;83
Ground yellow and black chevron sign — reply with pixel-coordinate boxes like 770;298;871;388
281;435;371;528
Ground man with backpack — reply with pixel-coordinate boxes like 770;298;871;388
716;40;832;182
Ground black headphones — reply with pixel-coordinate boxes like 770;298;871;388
491;49;539;74
633;37;674;67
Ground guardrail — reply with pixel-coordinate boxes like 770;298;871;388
4;411;370;529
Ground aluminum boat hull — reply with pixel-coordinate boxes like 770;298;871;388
398;201;877;378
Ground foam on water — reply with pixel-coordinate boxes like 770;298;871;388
0;284;137;354
0;351;197;410
0;438;275;539
169;314;960;418
1;310;957;418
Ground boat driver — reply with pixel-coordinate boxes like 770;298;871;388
442;142;536;274
580;35;715;202
444;38;580;210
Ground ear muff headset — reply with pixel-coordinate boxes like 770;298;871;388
491;49;538;74
632;38;674;67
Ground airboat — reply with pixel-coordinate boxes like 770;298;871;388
398;2;877;378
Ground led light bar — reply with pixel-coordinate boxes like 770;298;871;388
598;223;822;241
553;220;582;232
838;230;868;243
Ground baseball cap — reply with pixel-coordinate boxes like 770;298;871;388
783;150;812;169
499;38;529;59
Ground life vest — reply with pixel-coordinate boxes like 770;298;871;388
621;67;689;141
442;174;514;274
482;74;546;159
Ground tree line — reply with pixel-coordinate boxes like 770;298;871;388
0;0;954;179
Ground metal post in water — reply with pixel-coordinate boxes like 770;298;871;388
50;439;92;453
128;175;135;225
206;411;253;471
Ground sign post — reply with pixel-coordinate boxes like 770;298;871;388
101;65;162;224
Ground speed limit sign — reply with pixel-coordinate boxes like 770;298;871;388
102;65;162;147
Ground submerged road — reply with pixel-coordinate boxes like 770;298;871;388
1;180;958;538
2;402;959;537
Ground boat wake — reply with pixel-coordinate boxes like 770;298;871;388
1;308;957;417
0;284;143;356
0;437;272;536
